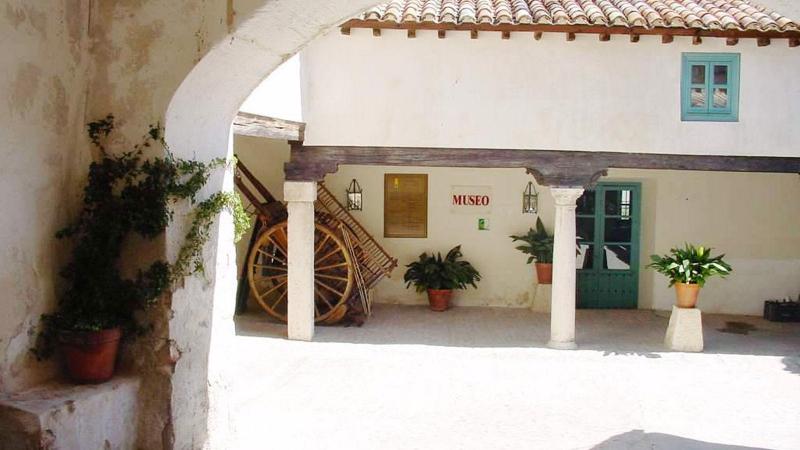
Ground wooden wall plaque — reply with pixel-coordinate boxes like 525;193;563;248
384;174;428;238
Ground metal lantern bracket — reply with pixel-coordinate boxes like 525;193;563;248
523;181;538;214
346;178;363;211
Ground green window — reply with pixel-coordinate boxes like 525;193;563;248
681;53;740;122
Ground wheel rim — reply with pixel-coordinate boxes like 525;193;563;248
247;221;353;323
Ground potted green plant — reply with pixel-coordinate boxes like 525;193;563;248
510;217;554;284
403;245;481;311
647;243;732;309
34;115;249;383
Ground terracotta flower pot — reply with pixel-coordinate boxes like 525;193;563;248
535;263;553;284
59;327;122;384
427;289;453;312
674;283;701;308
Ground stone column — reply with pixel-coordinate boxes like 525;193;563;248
284;181;317;341
548;187;584;350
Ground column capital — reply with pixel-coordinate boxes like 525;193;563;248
550;187;584;206
284;181;317;202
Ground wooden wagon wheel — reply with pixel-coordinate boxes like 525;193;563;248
247;221;354;323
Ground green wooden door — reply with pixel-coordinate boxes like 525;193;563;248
576;183;641;309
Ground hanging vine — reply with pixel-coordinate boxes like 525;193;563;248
34;115;251;359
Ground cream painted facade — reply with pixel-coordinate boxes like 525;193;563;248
288;21;800;316
301;29;800;156
234;136;800;317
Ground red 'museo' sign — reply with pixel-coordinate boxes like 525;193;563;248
450;186;492;214
452;194;490;206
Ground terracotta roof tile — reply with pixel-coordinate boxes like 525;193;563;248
359;0;799;32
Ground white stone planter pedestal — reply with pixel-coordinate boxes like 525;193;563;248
664;305;704;352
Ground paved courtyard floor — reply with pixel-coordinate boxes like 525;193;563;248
228;304;800;450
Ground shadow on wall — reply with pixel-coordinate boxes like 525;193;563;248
592;430;769;450
784;356;800;376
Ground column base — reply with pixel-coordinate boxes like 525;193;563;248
547;340;577;350
664;305;703;352
288;327;314;342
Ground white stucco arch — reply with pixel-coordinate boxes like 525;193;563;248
164;1;376;447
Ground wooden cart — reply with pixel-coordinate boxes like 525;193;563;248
235;158;397;324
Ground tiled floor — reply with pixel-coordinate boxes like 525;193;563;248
226;304;800;449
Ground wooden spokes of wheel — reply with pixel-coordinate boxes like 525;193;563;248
247;221;354;323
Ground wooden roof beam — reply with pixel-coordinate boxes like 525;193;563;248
233;112;305;141
599;33;610;41
726;37;739;46
758;37;771;47
534;31;543;41
566;32;576;41
790;37;799;47
661;34;674;44
630;33;640;43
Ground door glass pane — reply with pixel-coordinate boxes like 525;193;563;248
691;88;706;107
691;64;705;84
605;218;632;242
576;192;595;215
577;243;594;269
577;217;594;241
713;88;728;108
604;189;632;216
603;245;631;270
713;65;728;84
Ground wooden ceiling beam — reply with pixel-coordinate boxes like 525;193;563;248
692;35;702;45
566;32;576;41
661;34;674;44
286;144;800;186
726;37;739;46
630;34;640;43
502;30;511;40
758;37;771;47
407;28;416;38
233;112;305;141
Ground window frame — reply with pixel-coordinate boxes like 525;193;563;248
681;53;740;122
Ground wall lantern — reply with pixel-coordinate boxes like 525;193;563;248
346;178;363;211
522;181;538;214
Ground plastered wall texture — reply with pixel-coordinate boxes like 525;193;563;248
0;0;92;395
301;28;800;156
3;0;380;448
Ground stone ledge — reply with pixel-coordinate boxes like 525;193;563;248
0;375;140;450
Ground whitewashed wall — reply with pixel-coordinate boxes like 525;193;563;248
0;0;92;394
301;29;800;157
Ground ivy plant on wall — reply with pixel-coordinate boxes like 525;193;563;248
33;114;250;360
